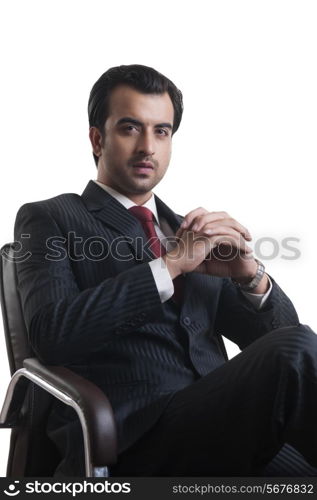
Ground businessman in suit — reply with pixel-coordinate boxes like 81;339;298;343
14;64;317;476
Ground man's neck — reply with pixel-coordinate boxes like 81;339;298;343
96;180;152;206
122;191;152;205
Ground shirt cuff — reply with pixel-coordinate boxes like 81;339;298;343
149;258;174;303
240;275;273;310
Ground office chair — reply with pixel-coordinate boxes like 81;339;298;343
0;243;117;477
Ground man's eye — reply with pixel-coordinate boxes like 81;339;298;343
156;128;169;136
120;124;139;134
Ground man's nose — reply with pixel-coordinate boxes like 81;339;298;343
136;132;155;157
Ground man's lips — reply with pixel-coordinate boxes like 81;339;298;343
132;162;154;169
131;161;154;173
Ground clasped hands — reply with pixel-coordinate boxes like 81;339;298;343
163;207;268;293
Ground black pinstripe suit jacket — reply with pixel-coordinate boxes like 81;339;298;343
14;180;299;455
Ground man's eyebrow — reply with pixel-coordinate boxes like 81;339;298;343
116;117;143;127
155;122;173;130
116;117;173;129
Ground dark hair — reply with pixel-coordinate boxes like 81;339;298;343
88;64;183;165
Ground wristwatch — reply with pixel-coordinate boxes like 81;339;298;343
231;259;266;292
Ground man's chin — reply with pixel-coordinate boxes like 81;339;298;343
126;179;158;194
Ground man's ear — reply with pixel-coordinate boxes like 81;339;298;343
89;127;103;157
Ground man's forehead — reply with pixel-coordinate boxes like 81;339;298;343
107;85;174;124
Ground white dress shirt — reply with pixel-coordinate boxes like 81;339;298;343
94;180;272;309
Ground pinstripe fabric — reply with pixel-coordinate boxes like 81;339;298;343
14;181;300;472
263;444;317;477
112;326;317;476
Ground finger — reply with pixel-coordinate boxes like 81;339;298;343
196;219;252;241
180;207;209;229
212;240;254;256
189;212;227;231
175;226;184;239
210;242;254;262
192;229;253;255
207;231;253;254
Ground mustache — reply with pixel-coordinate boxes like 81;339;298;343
128;156;159;168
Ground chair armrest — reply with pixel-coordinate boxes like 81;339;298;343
0;357;117;475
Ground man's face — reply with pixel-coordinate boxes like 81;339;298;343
92;85;174;203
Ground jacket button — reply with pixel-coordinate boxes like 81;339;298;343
183;316;191;326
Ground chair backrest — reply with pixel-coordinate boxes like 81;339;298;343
0;243;61;476
0;243;33;375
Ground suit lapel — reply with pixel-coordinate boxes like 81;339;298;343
81;181;192;307
81;181;149;260
154;194;184;233
81;181;184;261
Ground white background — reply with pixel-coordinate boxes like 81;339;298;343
0;0;316;476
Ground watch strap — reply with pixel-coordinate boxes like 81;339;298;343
231;259;265;291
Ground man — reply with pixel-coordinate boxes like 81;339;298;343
14;64;317;476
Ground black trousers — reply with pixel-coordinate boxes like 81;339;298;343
111;324;317;476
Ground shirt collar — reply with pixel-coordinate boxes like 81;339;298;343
94;180;160;223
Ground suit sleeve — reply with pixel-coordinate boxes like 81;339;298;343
14;203;164;365
214;276;300;350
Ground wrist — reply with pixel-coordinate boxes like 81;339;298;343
162;253;182;280
232;259;266;292
233;260;258;285
250;273;269;294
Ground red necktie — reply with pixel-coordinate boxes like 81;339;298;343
129;205;183;305
129;206;166;258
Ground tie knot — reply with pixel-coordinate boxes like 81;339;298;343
129;205;155;223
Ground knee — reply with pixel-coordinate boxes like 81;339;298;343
261;323;317;365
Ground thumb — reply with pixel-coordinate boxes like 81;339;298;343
175;226;184;239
